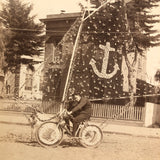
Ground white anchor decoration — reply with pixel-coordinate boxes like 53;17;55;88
89;42;119;79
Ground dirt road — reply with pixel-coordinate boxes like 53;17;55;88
0;123;160;160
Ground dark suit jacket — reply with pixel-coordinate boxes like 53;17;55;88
71;97;92;116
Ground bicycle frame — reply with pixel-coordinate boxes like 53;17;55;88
57;111;89;138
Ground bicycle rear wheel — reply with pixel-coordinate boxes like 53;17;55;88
36;122;63;147
79;125;103;148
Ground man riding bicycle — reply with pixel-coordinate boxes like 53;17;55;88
67;93;92;137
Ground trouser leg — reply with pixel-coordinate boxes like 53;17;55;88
64;117;71;131
72;114;90;136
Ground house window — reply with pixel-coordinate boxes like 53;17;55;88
25;69;33;90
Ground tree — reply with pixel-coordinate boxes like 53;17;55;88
122;0;160;105
0;0;45;72
0;0;45;97
0;19;6;97
0;17;11;97
125;0;160;49
0;21;5;73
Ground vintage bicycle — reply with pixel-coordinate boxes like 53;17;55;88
31;108;103;148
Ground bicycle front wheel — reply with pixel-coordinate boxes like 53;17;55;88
79;125;103;148
36;122;63;147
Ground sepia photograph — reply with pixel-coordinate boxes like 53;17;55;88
0;0;160;160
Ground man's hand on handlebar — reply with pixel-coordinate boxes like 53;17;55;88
66;111;73;119
67;111;73;115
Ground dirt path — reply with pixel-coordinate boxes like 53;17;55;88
0;123;160;160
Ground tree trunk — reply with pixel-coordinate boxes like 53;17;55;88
0;57;4;98
0;76;4;98
14;65;20;98
127;65;137;106
0;22;5;98
124;49;138;106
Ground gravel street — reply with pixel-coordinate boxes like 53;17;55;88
0;123;160;160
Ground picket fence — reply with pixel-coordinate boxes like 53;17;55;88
41;101;145;121
0;99;145;121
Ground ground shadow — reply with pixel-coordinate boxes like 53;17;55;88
60;139;82;148
16;140;41;147
0;132;89;148
15;137;82;148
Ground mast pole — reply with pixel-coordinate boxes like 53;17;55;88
60;11;86;109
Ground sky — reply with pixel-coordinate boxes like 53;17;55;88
25;0;83;18
0;0;160;83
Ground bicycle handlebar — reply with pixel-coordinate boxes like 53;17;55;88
57;108;73;119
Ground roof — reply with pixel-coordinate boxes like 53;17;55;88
40;12;82;22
